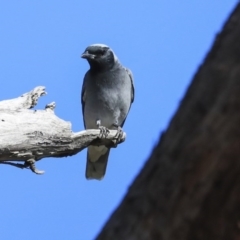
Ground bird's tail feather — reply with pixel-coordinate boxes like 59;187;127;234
85;146;110;180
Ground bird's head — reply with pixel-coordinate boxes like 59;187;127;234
81;44;118;71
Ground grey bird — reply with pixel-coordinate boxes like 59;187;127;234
81;44;134;180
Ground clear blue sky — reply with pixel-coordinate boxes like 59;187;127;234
0;1;238;239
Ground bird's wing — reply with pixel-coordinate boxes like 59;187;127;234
125;67;135;103
120;67;135;127
81;74;87;128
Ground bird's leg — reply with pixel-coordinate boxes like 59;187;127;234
96;119;109;139
112;124;124;145
24;158;45;175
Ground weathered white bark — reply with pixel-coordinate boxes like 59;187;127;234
0;87;125;174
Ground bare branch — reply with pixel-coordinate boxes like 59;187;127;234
0;87;126;173
0;86;46;110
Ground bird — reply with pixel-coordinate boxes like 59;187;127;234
81;43;134;180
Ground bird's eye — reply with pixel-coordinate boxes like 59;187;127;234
92;50;103;56
102;47;109;54
97;49;106;56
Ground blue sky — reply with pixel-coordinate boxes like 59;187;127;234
0;1;238;239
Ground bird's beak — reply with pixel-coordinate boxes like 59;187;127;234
81;51;95;60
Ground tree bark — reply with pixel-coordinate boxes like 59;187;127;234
97;3;240;240
0;86;125;174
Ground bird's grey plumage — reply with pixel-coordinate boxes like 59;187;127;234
81;44;134;180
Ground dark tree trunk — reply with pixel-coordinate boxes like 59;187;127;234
97;3;240;240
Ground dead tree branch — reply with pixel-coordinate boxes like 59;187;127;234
0;87;125;174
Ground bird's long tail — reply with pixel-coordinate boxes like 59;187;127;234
85;145;110;180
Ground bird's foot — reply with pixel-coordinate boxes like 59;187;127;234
96;119;110;139
24;158;45;175
112;124;124;146
98;126;110;138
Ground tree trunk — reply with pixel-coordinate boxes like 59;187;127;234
97;3;240;240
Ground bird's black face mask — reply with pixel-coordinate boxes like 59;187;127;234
82;46;115;72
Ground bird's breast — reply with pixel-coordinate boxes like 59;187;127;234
84;75;131;129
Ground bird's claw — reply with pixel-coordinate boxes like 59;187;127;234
98;126;110;139
113;125;124;146
24;158;45;175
